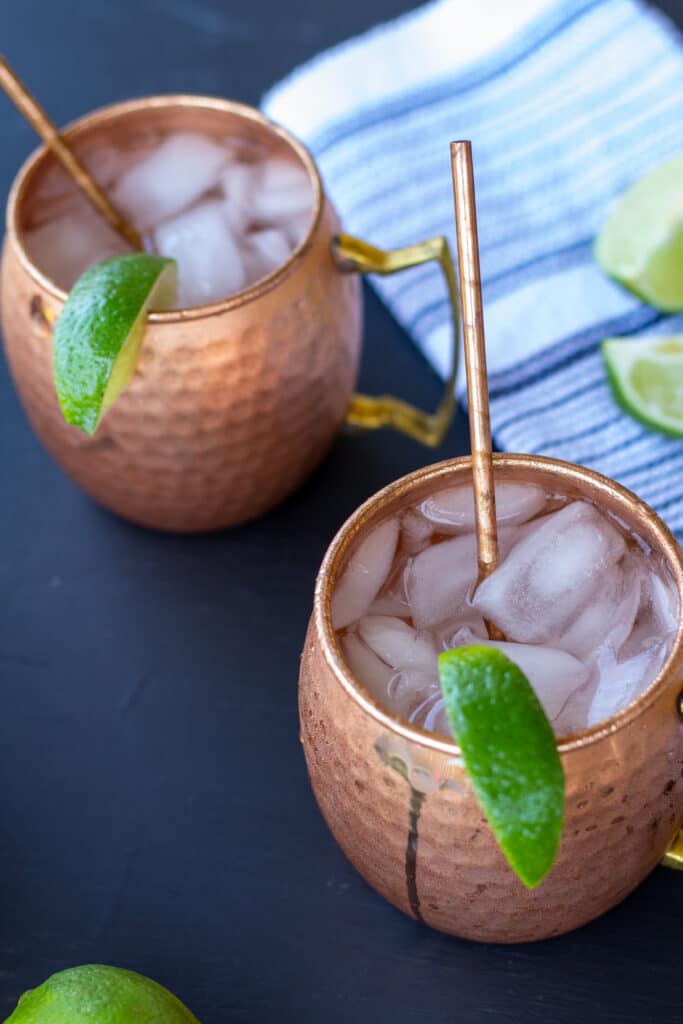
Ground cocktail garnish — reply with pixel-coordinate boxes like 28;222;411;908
602;334;683;438
439;645;564;889
53;254;177;435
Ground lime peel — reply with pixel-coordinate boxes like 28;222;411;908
3;964;200;1024
602;334;683;438
53;254;177;436
438;645;564;889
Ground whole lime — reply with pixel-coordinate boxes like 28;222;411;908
4;965;199;1024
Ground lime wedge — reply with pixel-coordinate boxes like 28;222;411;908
595;153;683;310
602;334;683;437
438;645;564;889
3;964;200;1024
53;254;177;436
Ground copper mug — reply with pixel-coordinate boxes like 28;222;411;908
1;95;459;533
299;453;683;942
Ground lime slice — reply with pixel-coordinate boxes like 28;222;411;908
602;334;683;437
53;253;177;436
4;964;200;1024
595;153;683;310
438;645;564;889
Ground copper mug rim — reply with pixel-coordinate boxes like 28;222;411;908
314;452;683;761
5;93;325;323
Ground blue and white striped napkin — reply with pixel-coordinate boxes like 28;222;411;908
263;0;683;537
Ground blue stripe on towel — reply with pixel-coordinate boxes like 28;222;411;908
309;0;608;156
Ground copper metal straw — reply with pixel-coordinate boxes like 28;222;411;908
450;140;499;583
0;55;143;251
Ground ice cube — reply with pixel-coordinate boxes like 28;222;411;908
406;533;476;629
358;615;438;674
581;550;679;724
83;144;130;189
331;518;399;630
340;632;392;702
406;525;519;630
457;639;588;720
368;593;410;617
619;565;676;661
250;156;312;230
387;669;438;720
439;632;588;730
401;509;433;555
252;181;312;222
244;227;291;283
552;677;598;737
602;561;643;655
420;481;546;532
259;156;311;200
113;132;228;231
437;615;489;650
153;199;246;307
367;561;410;618
585;643;669;727
220;161;254;207
558;557;641;660
412;638;587;739
649;569;679;633
220;162;255;233
23;199;131;290
473;502;626;644
410;688;450;735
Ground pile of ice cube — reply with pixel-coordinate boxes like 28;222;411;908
332;482;678;738
23;131;313;308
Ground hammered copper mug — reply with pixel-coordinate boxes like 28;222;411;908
1;95;459;532
299;453;683;943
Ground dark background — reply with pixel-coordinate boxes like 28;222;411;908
2;2;683;1021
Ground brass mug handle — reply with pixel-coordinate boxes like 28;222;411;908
333;233;460;447
662;829;683;869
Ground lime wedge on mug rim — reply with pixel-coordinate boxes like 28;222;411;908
438;645;564;889
602;335;683;437
53;253;177;436
595;153;683;311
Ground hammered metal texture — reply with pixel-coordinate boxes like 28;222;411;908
1;98;362;532
299;455;683;943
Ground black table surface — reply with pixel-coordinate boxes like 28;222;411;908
3;2;683;1021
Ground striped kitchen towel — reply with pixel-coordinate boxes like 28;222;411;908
263;0;683;537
